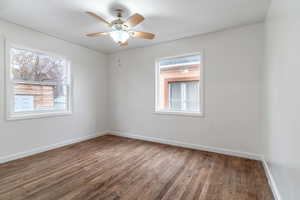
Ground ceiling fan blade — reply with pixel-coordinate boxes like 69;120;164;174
130;31;155;40
124;13;144;28
86;32;110;37
120;41;128;46
86;11;110;26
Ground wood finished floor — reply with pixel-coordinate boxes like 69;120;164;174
0;135;273;200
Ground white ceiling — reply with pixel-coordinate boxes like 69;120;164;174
0;0;270;54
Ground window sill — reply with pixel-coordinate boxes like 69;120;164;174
7;111;72;121
154;110;204;117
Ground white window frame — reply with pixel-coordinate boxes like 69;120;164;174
5;41;73;120
155;52;204;117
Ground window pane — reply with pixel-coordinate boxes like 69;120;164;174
186;81;199;112
159;55;200;67
158;54;201;113
54;85;68;110
10;48;70;113
14;95;34;112
169;82;182;110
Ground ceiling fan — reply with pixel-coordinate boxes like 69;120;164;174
85;9;155;46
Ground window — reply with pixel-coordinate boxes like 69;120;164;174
155;53;203;116
6;43;72;120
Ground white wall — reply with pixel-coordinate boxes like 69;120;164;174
108;23;265;157
0;20;108;161
264;0;300;199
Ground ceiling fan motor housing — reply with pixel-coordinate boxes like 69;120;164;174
115;9;124;18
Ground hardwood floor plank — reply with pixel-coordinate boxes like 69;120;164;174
118;148;190;200
22;139;157;200
0;135;274;200
57;142;166;200
0;137;126;195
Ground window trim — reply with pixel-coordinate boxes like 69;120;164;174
154;52;204;117
5;40;73;120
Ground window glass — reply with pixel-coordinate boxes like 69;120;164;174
169;82;182;110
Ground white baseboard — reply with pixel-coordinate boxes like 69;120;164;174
0;131;108;164
262;159;282;200
109;130;263;160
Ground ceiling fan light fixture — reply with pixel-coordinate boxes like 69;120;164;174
85;11;155;46
110;30;130;44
